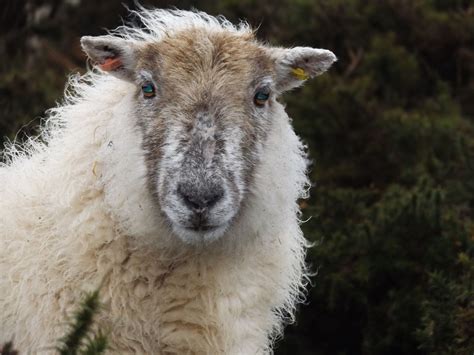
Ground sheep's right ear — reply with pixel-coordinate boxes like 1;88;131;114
81;35;138;81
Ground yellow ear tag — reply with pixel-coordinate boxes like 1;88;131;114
291;67;309;81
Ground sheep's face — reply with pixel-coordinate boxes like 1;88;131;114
81;27;336;244
134;31;275;244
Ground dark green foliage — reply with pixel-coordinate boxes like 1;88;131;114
1;0;473;354
57;290;107;355
79;331;108;355
416;263;474;355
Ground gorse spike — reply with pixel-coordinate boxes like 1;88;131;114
79;331;108;355
57;289;107;355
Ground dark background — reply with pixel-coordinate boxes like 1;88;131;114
1;1;473;354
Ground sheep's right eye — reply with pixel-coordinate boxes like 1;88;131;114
142;82;156;98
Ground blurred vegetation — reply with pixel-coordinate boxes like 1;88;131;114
1;290;106;354
57;290;107;355
1;0;473;354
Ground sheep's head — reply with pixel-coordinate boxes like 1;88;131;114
81;17;335;245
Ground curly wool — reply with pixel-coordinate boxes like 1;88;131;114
0;9;310;354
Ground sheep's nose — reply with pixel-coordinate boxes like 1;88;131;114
177;182;224;211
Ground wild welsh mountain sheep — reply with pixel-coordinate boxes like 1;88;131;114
0;8;336;354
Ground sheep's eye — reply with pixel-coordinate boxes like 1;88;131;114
254;90;270;106
141;82;155;98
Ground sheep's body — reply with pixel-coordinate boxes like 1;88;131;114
0;75;308;353
0;8;334;354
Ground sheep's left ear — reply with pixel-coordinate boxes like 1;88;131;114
81;35;138;81
269;47;337;92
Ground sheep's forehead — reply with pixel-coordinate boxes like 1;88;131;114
137;29;273;99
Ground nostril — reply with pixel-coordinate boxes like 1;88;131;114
206;188;224;208
177;183;200;210
177;182;224;211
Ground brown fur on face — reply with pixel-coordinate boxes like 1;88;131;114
137;28;272;110
130;28;277;243
156;28;273;166
137;28;273;207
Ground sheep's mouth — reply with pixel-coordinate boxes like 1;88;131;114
170;222;230;244
185;224;218;232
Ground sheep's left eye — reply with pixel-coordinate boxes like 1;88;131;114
141;83;155;98
254;90;270;106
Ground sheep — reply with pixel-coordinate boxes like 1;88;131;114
0;8;336;354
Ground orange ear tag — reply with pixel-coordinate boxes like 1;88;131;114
99;57;122;71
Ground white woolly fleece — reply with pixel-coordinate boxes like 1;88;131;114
0;9;310;355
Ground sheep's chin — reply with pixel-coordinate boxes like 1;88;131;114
171;224;230;245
